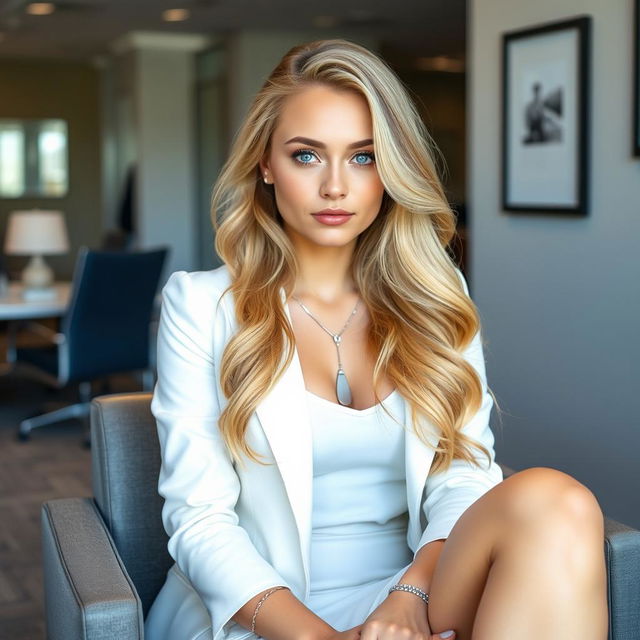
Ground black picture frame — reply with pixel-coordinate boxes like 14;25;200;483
502;16;591;215
634;0;640;157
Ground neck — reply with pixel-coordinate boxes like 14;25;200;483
288;233;358;304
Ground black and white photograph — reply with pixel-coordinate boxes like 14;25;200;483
502;16;591;214
522;81;563;145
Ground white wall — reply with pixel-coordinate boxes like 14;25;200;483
136;47;197;276
469;0;640;527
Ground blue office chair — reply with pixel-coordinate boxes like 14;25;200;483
8;246;168;440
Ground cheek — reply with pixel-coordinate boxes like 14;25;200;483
358;173;385;210
274;181;312;221
271;165;314;210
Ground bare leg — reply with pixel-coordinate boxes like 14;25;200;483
425;467;608;640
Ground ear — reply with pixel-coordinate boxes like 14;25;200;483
259;154;273;184
259;152;271;174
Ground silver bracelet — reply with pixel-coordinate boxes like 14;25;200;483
250;586;288;633
388;583;429;605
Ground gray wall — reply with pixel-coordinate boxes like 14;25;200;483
469;0;640;527
0;59;102;280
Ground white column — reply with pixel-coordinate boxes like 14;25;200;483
110;32;211;278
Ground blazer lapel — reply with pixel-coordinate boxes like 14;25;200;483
254;289;313;588
404;416;439;549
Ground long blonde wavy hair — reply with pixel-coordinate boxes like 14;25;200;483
212;39;493;474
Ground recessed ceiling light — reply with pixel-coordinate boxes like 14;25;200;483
162;8;190;22
26;3;56;15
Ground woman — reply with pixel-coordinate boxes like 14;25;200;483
145;40;607;640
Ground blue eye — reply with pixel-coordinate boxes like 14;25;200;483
353;152;375;165
292;149;317;164
290;148;375;166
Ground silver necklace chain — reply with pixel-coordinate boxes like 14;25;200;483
290;293;360;406
291;295;359;370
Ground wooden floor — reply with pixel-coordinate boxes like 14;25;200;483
0;368;141;640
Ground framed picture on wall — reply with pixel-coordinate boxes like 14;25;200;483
634;0;640;156
502;16;591;215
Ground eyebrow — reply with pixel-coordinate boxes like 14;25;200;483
284;136;374;149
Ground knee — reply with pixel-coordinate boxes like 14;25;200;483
500;467;604;533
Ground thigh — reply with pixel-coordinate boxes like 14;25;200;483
425;466;599;637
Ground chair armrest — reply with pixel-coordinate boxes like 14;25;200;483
41;498;143;640
604;517;640;640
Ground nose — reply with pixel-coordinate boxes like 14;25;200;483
320;164;348;200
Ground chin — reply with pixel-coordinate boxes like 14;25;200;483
309;231;360;247
283;220;365;248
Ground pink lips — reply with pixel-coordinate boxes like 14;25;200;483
311;209;354;226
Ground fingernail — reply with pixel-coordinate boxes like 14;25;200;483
440;632;454;639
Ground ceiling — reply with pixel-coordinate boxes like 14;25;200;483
0;0;466;64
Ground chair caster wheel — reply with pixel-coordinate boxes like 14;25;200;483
17;430;31;442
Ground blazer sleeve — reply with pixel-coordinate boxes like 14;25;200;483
151;271;292;640
415;269;503;550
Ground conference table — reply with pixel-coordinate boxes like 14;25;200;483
0;282;72;375
0;282;72;320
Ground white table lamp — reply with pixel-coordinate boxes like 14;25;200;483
4;209;69;298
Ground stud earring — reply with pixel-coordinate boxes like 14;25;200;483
263;173;270;184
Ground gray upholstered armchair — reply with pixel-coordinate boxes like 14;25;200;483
41;393;640;639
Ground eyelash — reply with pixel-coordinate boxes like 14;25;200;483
291;148;376;166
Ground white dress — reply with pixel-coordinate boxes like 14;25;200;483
304;387;415;631
145;388;415;639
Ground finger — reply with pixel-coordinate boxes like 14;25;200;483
359;620;382;640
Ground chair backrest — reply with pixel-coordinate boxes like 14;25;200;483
90;392;172;616
61;247;168;383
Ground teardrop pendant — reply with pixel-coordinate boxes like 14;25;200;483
336;368;352;406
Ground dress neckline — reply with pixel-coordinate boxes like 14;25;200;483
305;388;401;416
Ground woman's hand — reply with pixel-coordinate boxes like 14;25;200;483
314;624;363;639
358;591;456;640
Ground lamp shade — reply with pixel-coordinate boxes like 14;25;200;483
4;209;69;255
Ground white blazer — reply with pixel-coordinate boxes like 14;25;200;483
151;266;503;640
